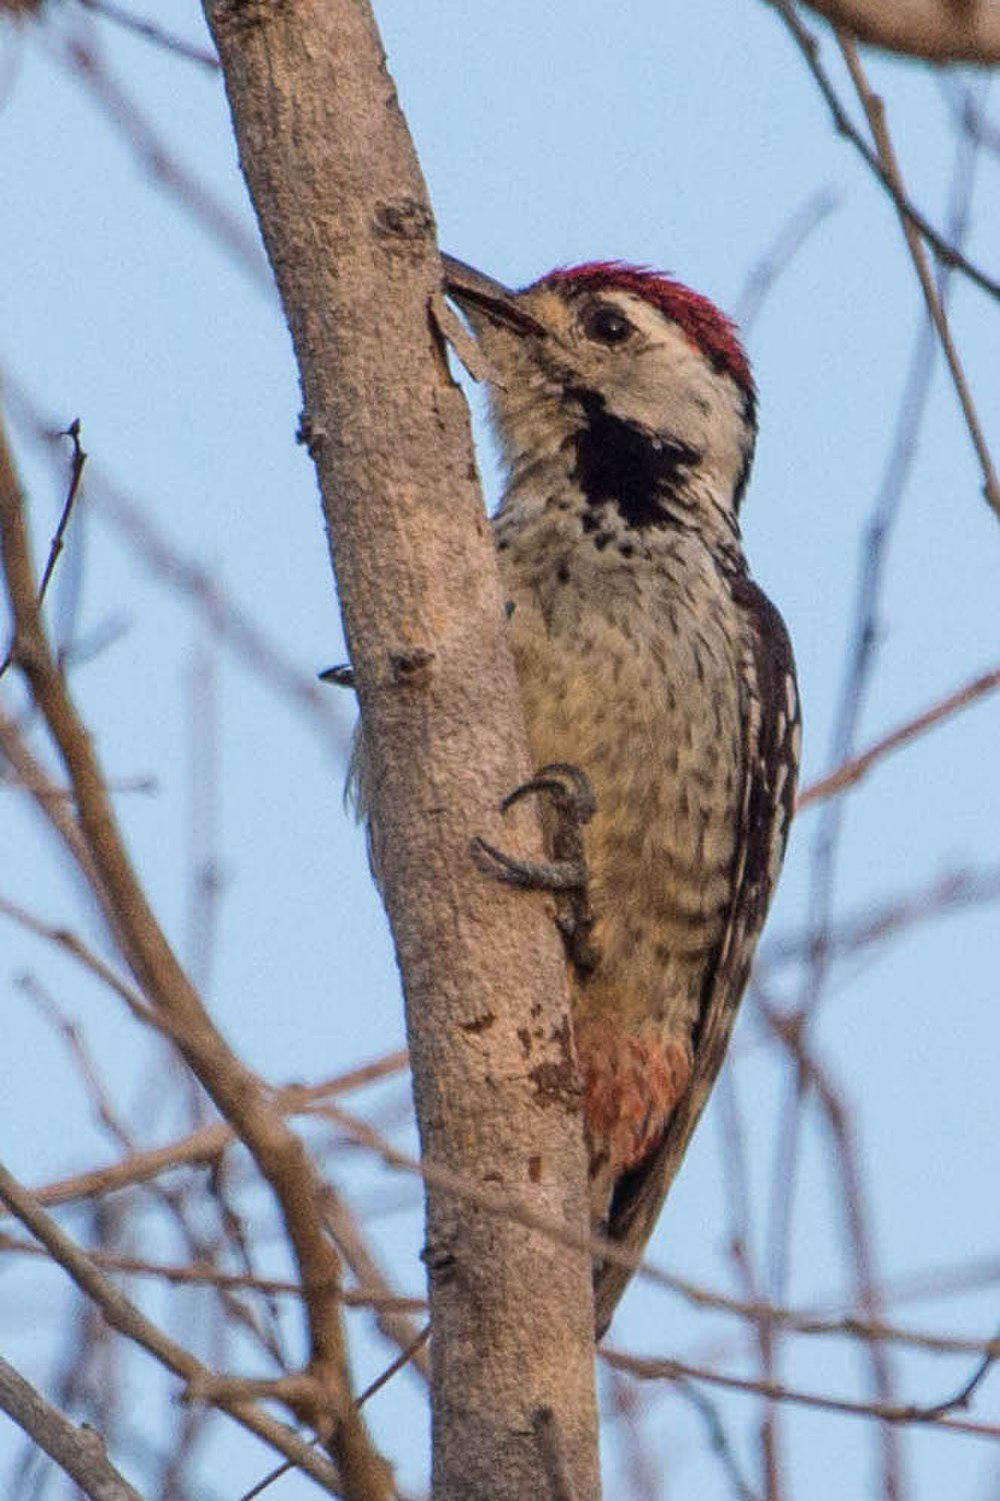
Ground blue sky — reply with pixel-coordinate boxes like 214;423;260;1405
1;2;998;1497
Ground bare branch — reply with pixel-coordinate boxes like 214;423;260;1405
0;1353;141;1501
0;1161;346;1494
322;1188;431;1383
0;414;389;1496
766;0;1000;302
734;187;839;331
796;0;1000;64
357;1327;431;1410
760;863;1000;972
715;1068;783;1494
322;1098;1000;1365
11;1049;407;1214
0;418;86;681
1;769;156;795
909;1327;1000;1420
74;0;220;70
44;30;269;290
2;372;350;760
603;1349;1000;1440
0;703;105;897
671;1377;762;1501
236;1330;433;1501
0;890;160;1028
0;1232;425;1311
797;660;1000;810
836;34;1000;517
758;998;905;1494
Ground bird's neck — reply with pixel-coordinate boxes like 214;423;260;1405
496;400;746;570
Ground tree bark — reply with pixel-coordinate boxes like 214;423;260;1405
200;2;602;1497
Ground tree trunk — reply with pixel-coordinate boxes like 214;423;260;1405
201;2;602;1496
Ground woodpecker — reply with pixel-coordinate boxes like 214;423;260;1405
433;254;802;1336
351;254;801;1338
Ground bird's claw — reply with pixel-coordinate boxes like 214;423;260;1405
470;838;587;892
498;762;597;830
471;762;598;975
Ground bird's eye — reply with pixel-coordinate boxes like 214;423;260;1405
582;304;633;346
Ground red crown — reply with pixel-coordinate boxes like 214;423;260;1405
538;261;752;397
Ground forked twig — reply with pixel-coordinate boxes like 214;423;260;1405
0;419;86;681
0;1162;343;1493
767;0;1000;301
836;34;999;518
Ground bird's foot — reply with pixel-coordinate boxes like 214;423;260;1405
471;762;598;974
471;761;595;888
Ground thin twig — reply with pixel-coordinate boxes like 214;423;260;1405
38;420;88;619
20;973;139;1147
0;1233;425;1311
0;419;86;680
237;1326;430;1501
13;1049;408;1214
672;1377;762;1501
766;0;1000;302
1;769;156;795
677;1255;1000;1377
0;1161;344;1493
0;891;159;1028
357;1326;431;1410
322;1189;431;1383
735;187;839;331
22;972;288;1371
47;32;270;290
0;406;390;1497
758;993;905;1498
797;661;1000;810
909;1327;1000;1421
836;34;1000;517
760;864;1000;972
0;1353;142;1501
716;1067;782;1497
316;1100;1000;1361
603;1349;1000;1441
74;0;220;70
3;372;349;760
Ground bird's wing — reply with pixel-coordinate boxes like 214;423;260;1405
594;577;800;1337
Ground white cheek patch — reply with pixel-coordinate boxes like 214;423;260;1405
595;298;747;490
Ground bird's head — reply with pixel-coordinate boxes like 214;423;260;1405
443;255;757;523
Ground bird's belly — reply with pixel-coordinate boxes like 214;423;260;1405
505;586;744;1205
506;589;744;1045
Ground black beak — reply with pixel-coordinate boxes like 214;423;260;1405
441;253;547;338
